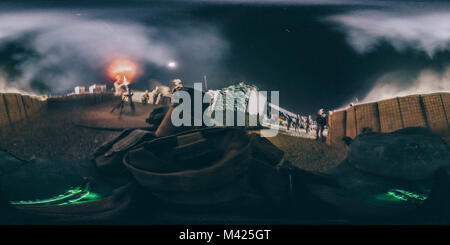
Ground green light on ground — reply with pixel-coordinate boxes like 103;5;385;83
374;189;428;203
10;185;103;206
393;189;427;201
10;187;84;205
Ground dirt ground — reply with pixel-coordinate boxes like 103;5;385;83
0;101;347;171
0;101;155;161
267;133;347;171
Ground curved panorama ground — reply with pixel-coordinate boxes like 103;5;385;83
0;100;347;171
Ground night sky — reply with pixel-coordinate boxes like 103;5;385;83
0;0;450;115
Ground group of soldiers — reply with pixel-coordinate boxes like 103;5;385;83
113;77;183;106
140;79;183;105
284;108;328;141
111;77;183;115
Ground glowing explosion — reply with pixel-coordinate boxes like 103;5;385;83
107;59;138;84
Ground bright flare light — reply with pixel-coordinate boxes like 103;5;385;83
167;61;177;69
107;59;138;83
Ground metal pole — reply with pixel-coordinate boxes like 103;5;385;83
203;75;208;91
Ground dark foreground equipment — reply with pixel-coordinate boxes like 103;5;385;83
0;150;135;224
1;124;450;224
305;127;450;223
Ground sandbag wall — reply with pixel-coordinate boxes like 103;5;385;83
46;93;118;108
0;93;47;129
327;92;450;146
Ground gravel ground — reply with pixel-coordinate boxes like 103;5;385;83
0;103;156;160
267;133;348;172
0;108;120;161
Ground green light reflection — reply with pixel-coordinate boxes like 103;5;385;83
375;189;428;203
10;185;103;206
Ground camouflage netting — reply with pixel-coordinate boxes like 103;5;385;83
206;82;259;113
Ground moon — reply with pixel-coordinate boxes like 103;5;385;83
167;61;177;69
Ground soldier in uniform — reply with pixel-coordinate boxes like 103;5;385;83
315;109;327;141
111;76;135;115
141;90;150;104
171;79;183;93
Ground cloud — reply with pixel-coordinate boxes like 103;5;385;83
362;67;450;102
328;9;450;56
0;10;228;94
169;0;378;5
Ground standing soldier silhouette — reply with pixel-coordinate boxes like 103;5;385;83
315;109;327;141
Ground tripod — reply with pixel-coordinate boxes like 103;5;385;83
111;91;135;116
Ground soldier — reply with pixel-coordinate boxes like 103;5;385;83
295;114;301;132
171;79;183;93
287;116;293;131
305;115;312;134
315;109;327;141
141;90;150;104
113;75;127;97
111;77;135;115
152;86;160;104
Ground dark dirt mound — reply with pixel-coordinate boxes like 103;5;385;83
349;127;450;180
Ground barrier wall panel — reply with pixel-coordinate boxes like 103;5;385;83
95;94;101;104
355;102;380;134
346;107;357;138
90;94;96;104
422;93;448;130
327;110;346;145
39;100;47;111
22;96;34;114
33;98;42;111
0;94;8;127
398;95;427;128
377;98;403;133
29;98;37;113
442;93;450;126
16;94;27;120
4;93;21;123
84;94;91;105
327;92;449;146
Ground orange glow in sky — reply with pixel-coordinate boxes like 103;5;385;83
107;59;138;83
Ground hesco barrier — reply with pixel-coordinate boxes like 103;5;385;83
0;93;47;130
327;92;450;146
0;93;117;131
46;93;118;108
